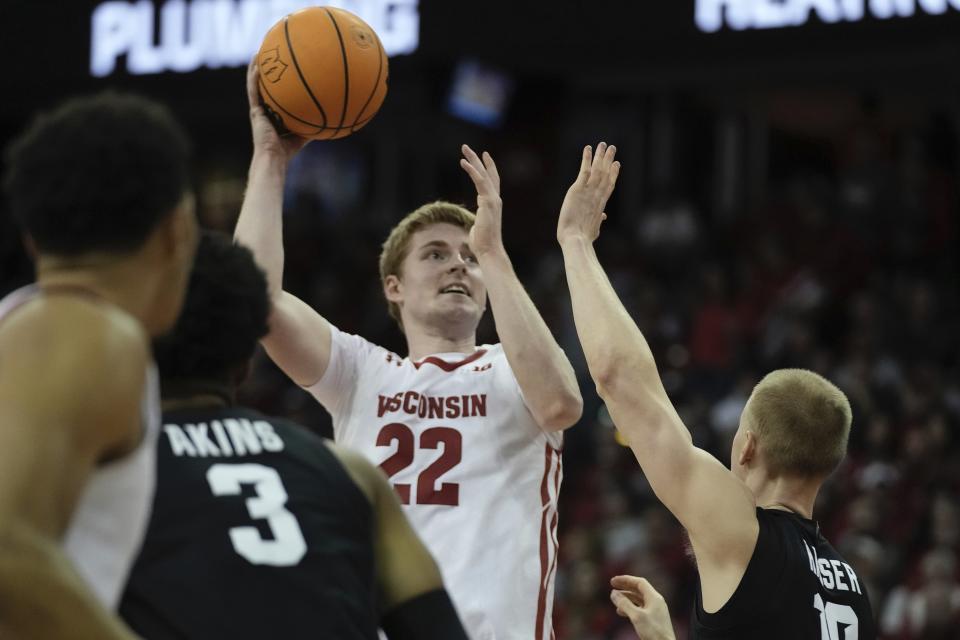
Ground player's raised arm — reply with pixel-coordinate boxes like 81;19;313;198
459;145;582;432
233;60;333;387
0;309;146;639
556;144;757;571
326;444;468;640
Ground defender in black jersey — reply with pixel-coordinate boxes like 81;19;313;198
120;232;467;639
556;143;876;639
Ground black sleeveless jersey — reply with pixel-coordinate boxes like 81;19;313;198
691;508;876;640
120;406;378;640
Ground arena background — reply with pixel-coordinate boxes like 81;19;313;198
2;1;959;637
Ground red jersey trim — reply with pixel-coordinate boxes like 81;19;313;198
535;444;561;640
412;349;487;372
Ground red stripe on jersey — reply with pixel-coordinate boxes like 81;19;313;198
535;445;560;640
412;349;487;371
535;445;551;640
543;452;562;639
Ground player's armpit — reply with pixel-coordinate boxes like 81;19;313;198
261;290;333;387
380;589;468;640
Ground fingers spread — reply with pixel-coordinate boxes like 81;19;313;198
459;158;483;186
603;143;618;169
578;145;593;181
602;161;621;202
589;142;607;183
481;151;500;189
461;144;485;173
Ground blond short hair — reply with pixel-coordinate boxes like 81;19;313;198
378;201;475;327
746;369;853;478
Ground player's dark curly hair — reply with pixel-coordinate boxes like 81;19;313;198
3;91;191;255
153;231;270;384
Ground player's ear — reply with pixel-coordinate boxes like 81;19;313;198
383;274;403;304
21;233;38;259
156;192;198;264
739;430;758;467
172;193;199;263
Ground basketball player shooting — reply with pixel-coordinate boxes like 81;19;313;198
120;232;467;639
235;61;582;639
0;93;198;638
556;143;876;639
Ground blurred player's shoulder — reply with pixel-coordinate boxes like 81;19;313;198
0;292;150;447
1;293;148;372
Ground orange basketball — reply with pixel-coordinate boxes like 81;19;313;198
256;6;388;140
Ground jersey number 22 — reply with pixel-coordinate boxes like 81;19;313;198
376;423;462;506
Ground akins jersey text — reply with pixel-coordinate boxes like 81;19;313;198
162;419;283;457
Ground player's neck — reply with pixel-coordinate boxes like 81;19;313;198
752;474;819;520
35;253;162;334
161;379;236;410
403;325;477;361
162;395;232;411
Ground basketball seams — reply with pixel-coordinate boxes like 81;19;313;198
282;16;329;128
349;29;386;133
323;8;351;130
313;112;378;135
259;7;387;140
258;77;324;129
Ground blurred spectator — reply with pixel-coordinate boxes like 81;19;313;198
880;548;960;639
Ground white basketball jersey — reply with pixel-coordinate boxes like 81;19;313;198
307;327;563;640
63;362;159;608
0;285;160;609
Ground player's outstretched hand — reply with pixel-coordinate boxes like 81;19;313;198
459;144;505;259
556;142;620;245
610;575;677;640
247;58;308;162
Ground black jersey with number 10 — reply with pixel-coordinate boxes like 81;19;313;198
119;406;378;639
691;508;876;639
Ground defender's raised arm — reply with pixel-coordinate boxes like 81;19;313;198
556;143;757;605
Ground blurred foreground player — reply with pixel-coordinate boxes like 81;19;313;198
0;93;197;638
556;143;876;639
120;232;467;640
235;62;581;638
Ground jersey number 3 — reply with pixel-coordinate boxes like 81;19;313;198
376;423;462;506
206;463;307;566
